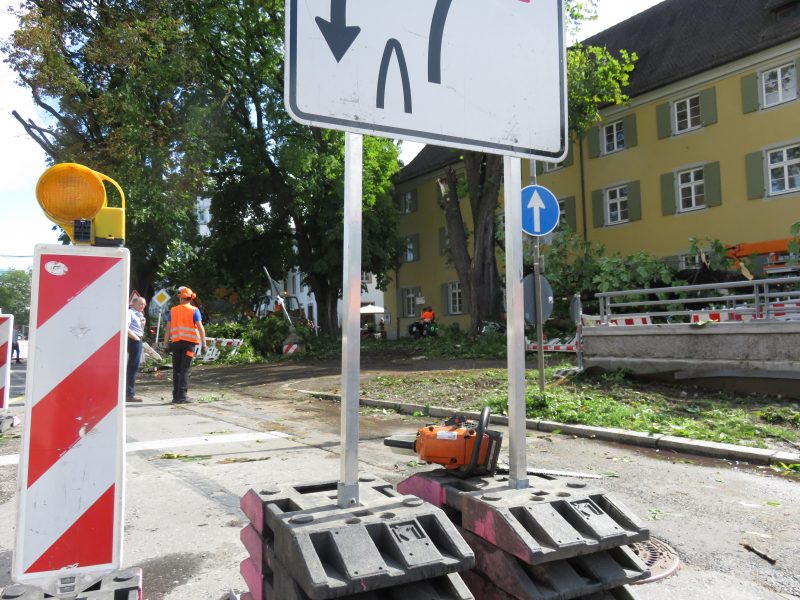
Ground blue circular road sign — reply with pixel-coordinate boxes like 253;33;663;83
521;185;560;237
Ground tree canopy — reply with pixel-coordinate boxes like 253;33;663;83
0;270;32;326
5;0;402;333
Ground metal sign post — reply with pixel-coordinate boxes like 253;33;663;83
503;156;528;489
522;181;561;393
339;132;363;507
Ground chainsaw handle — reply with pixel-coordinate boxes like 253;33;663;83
464;406;491;477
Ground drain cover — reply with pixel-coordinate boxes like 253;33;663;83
630;537;681;583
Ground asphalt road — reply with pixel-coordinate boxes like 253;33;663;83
0;361;798;600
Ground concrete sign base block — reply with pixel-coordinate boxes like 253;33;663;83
1;568;142;599
239;474;474;599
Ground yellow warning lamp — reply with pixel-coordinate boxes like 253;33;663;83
35;163;126;246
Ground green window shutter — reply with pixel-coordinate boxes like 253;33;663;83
438;227;447;255
699;87;718;126
591;189;605;228
587;126;601;159
397;288;405;318
560;196;577;232
741;73;760;114
660;173;676;215
627;181;642;222
409;189;418;212
441;283;450;315
562;143;574;167
461;282;471;314
745;151;765;200
704;161;722;207
622;114;638;148
535;161;544;176
656;103;672;139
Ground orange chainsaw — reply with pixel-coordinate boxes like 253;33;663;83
384;407;502;478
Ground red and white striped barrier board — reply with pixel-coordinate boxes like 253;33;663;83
283;342;300;355
201;337;244;363
526;335;579;353
14;245;129;597
0;314;12;410
582;314;653;327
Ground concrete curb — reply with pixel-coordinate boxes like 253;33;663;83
293;389;800;467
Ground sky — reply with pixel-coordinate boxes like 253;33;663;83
0;0;664;272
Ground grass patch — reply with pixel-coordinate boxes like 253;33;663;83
359;364;800;448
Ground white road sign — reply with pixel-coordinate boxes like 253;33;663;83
286;0;567;161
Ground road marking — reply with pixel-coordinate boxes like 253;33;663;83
0;431;290;467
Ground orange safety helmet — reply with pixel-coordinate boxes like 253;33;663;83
178;286;196;300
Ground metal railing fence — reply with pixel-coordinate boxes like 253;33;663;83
595;276;800;324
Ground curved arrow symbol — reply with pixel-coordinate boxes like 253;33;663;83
315;0;361;62
376;39;413;114
428;0;452;84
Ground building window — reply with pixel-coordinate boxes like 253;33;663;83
361;272;372;285
674;95;701;133
768;143;800;195
763;63;797;108
448;282;463;315
679;253;702;270
604;121;625;153
678;167;705;211
606;185;629;225
400;191;415;214
543;161;562;172
401;288;418;317
401;235;419;263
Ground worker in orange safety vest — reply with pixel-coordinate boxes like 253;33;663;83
164;286;207;404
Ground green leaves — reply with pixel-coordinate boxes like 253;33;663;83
0;270;32;326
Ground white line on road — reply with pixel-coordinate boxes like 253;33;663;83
0;431;290;467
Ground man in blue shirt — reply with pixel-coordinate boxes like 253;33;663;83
126;297;146;402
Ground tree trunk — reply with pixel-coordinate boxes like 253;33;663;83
307;274;339;336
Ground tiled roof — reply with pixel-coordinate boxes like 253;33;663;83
396;145;462;184
583;0;800;98
397;0;800;182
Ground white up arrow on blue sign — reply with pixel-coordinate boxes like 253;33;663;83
521;185;560;237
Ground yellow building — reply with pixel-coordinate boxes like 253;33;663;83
388;0;800;336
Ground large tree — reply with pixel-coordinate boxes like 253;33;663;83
6;0;402;333
179;0;401;333
438;1;636;332
4;0;212;299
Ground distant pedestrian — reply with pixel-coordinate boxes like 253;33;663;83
164;286;207;404
11;326;21;364
126;297;146;402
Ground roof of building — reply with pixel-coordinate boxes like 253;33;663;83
396;0;800;183
397;145;462;184
583;0;800;99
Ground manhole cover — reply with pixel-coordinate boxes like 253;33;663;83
630;537;681;583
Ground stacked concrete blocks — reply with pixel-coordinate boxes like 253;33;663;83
0;569;143;599
239;474;475;599
397;470;650;599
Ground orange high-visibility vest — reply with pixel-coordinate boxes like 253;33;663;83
169;303;200;344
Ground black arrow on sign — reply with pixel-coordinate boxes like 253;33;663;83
315;0;361;63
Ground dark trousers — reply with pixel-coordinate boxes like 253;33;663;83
171;340;195;402
126;338;142;398
11;342;20;363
